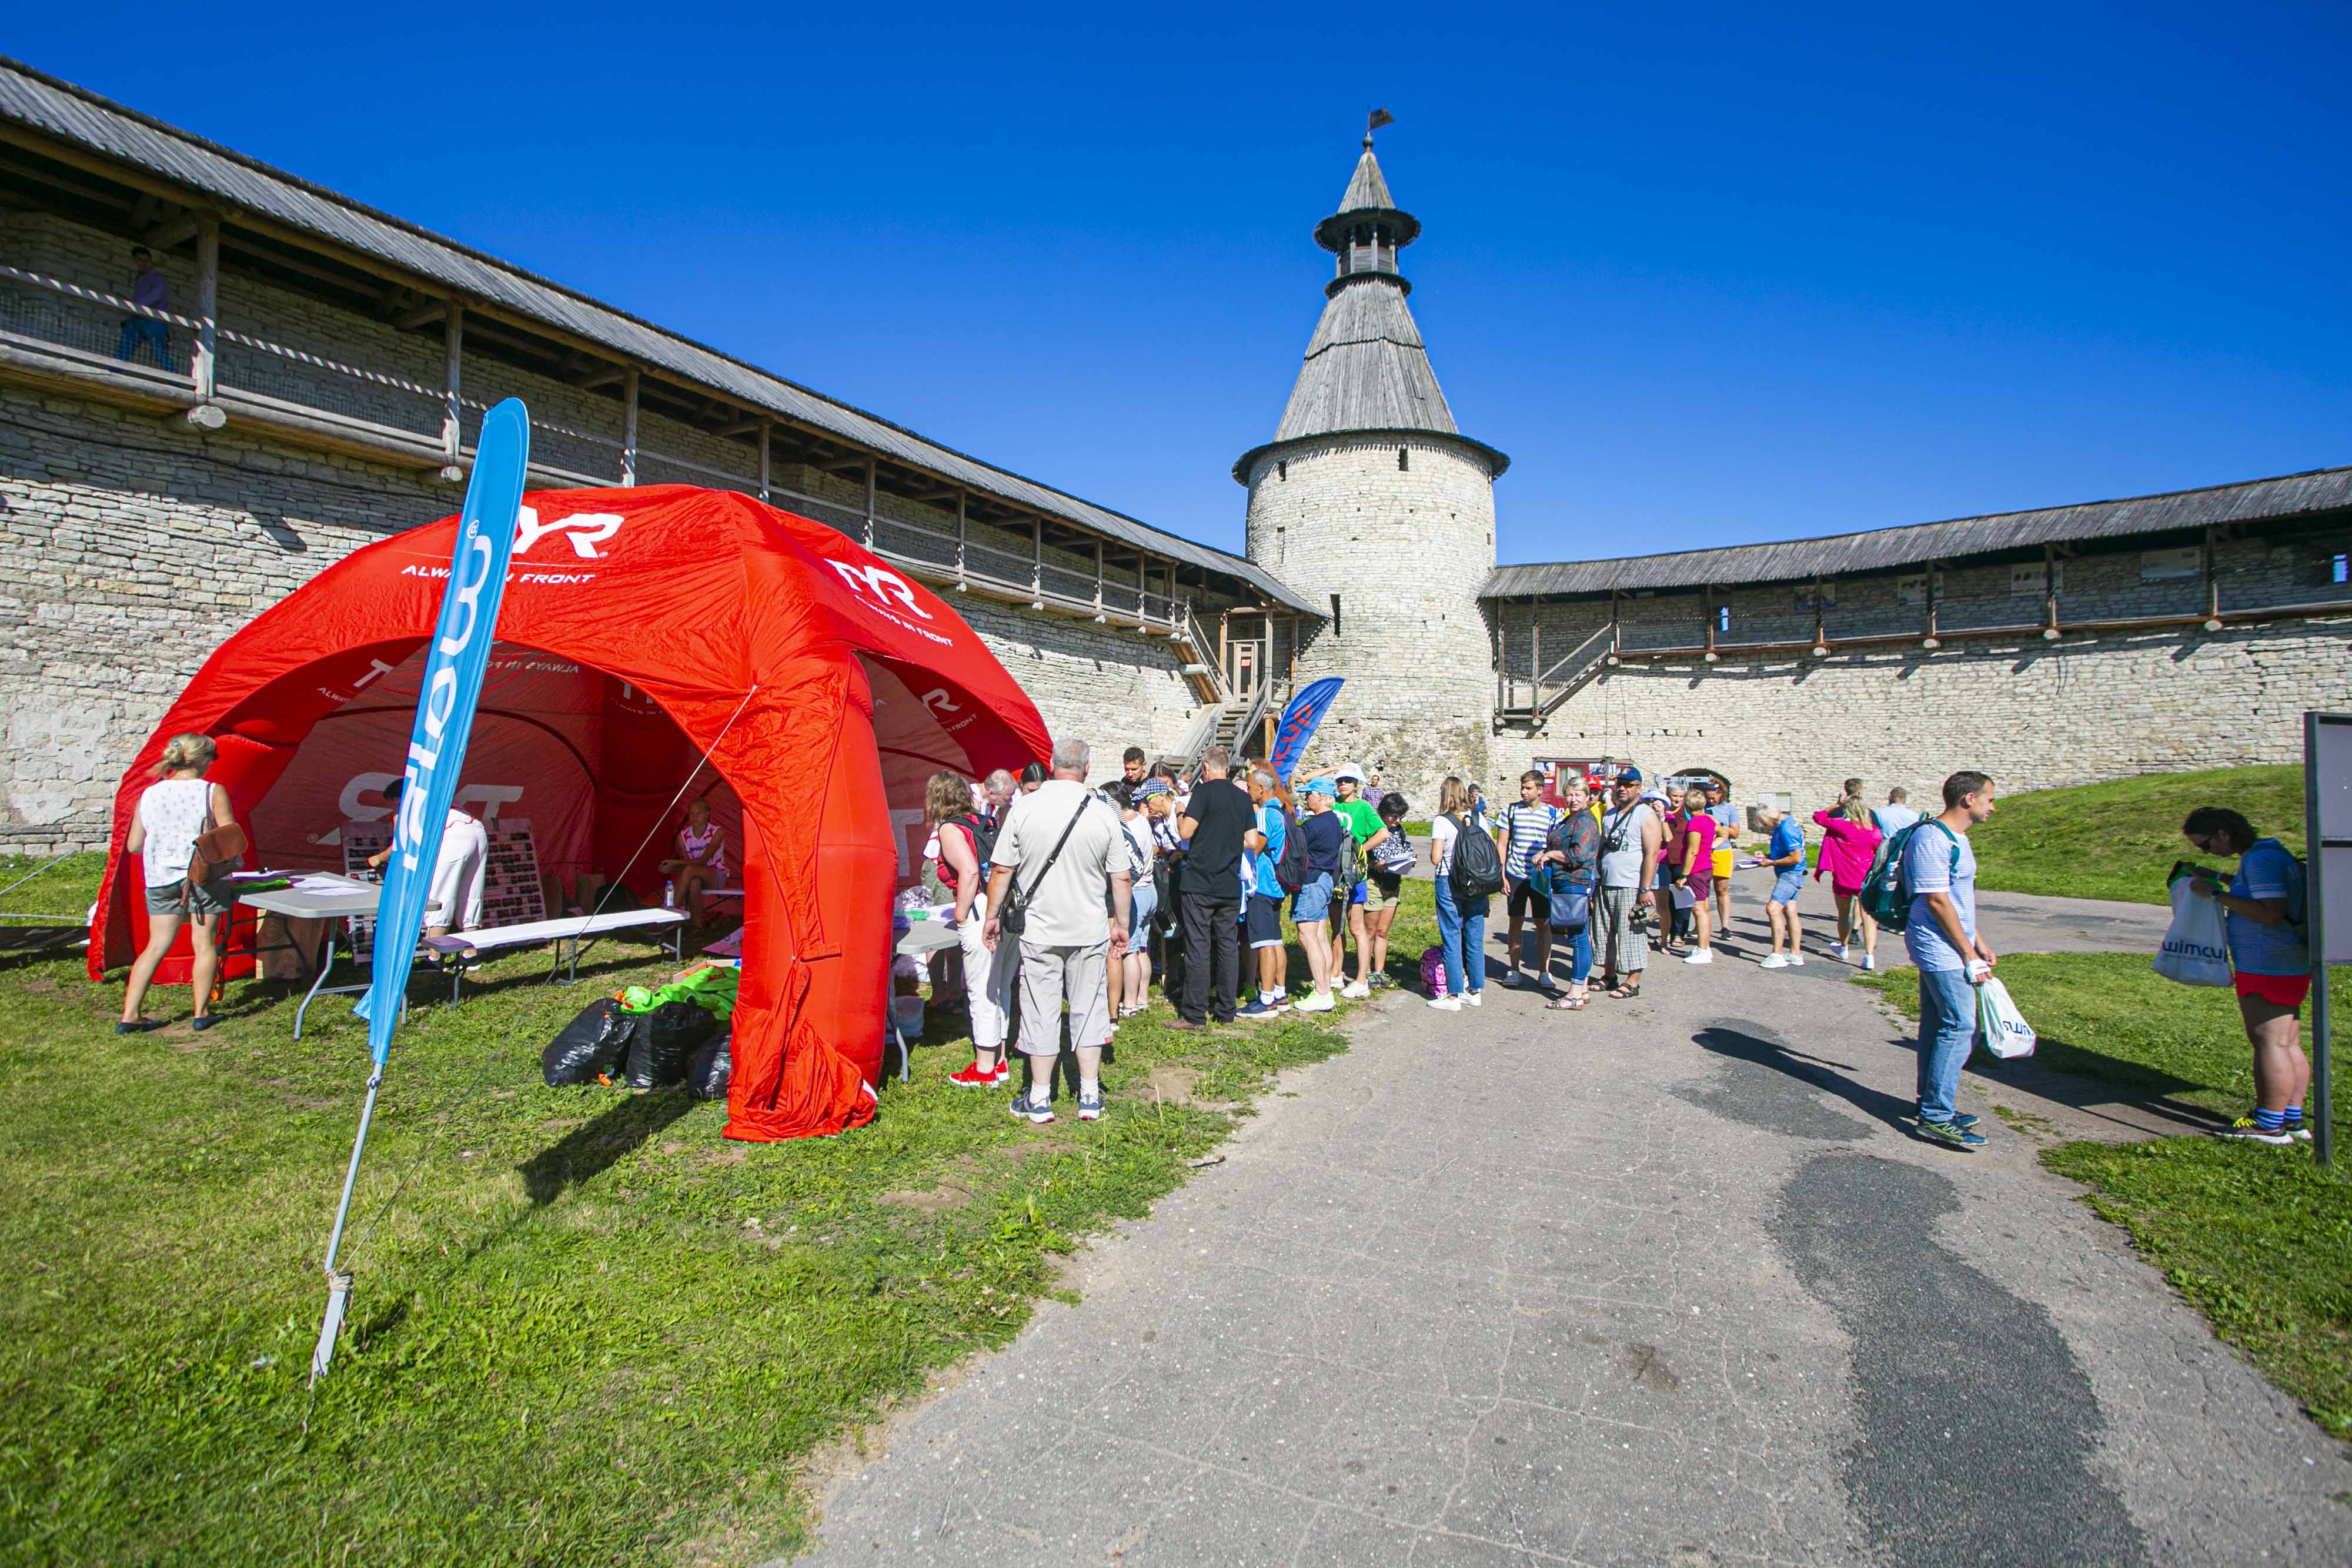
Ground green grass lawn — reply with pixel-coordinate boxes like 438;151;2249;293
1858;954;2350;1440
0;851;105;921
0;865;1438;1563
1969;765;2305;905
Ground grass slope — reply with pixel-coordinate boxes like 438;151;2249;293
0;864;1436;1563
1969;765;2305;905
1857;954;2349;1440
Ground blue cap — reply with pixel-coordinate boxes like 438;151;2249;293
1302;775;1338;797
1615;766;1643;784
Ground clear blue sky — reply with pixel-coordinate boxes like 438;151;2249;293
14;4;2348;562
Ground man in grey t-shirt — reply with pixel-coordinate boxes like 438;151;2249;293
985;737;1130;1125
1593;769;1661;996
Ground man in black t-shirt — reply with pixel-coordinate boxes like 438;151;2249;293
1173;745;1250;1027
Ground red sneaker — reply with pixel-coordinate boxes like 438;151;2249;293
947;1060;1002;1088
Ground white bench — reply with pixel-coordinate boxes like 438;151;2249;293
423;908;689;998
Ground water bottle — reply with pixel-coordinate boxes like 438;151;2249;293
663;879;676;909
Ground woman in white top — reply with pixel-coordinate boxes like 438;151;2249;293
1113;783;1159;1018
119;731;238;1034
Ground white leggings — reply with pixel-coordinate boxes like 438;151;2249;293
957;898;1017;1055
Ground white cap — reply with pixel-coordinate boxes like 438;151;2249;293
1333;761;1365;783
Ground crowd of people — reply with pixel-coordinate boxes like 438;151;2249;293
110;722;2318;1155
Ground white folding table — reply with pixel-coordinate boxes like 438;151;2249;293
233;871;437;1041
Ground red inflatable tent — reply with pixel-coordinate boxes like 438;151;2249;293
88;486;1049;1140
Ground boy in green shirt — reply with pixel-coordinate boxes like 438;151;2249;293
1331;764;1385;997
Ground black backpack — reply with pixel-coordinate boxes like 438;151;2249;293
1446;813;1505;901
1272;803;1311;894
951;811;1000;868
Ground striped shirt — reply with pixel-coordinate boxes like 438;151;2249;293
1499;801;1561;881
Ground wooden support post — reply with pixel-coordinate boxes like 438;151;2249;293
2203;526;2220;622
1030;518;1043;603
1495;606;1507;713
1287;616;1298;686
1926;559;1939;641
192;216;219;403
1812;573;1826;650
620;369;639;486
1703;584;1718;658
1219;609;1230;678
954;492;967;584
440;302;463;467
2044;544;2060;636
1138;553;1148;618
1531;609;1542;704
863;459;877;549
1093;540;1105;618
757;417;771;501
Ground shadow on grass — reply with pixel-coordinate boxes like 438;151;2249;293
518;1089;697;1205
1979;1032;2220;1137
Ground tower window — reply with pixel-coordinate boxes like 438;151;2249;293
1330;593;1344;636
1277;460;1287;482
1397;448;1409;471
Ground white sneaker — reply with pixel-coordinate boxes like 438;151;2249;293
1758;954;1790;969
1463;990;1483;1007
1683;949;1713;965
1861;954;1876;972
1789;954;1806;967
1295;992;1336;1013
1829;942;1847;961
1341;981;1371;999
1427;995;1462;1011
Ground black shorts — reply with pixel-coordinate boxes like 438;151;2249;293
1506;877;1551;921
1245;891;1285;949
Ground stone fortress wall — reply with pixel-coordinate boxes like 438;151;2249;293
1479;530;2352;817
1244;434;1498;805
0;210;1223;852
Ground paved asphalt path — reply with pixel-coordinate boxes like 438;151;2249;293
794;878;2349;1566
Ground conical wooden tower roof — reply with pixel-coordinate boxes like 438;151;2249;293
1238;136;1504;476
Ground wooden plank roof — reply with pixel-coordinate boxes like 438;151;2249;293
1482;466;2352;599
0;58;1315;613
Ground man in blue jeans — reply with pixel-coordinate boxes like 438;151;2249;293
1903;770;2000;1149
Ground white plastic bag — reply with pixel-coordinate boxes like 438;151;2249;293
1975;976;2037;1059
2154;867;2232;987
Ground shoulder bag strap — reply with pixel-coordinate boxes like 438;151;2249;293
1010;799;1093;915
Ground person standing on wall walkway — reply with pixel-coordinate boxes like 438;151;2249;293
983;737;1129;1125
1593;769;1659;1000
1757;804;1808;969
2183;806;2314;1145
1498;770;1562;992
1171;747;1248;1031
1906;770;2000;1151
1428;776;1489;1011
115;245;175;372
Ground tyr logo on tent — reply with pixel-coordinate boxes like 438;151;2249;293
828;560;934;621
513;507;623;560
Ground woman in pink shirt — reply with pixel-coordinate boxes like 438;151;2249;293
1812;792;1885;970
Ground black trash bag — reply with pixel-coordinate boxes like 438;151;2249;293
542;998;634;1086
687;1034;732;1101
624;1000;716;1090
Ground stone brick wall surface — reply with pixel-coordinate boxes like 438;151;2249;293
1490;617;2352;815
1245;436;1497;801
0;387;1215;851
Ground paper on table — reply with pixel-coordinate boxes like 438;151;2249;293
289;874;360;893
